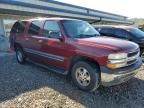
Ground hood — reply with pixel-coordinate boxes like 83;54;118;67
76;37;139;53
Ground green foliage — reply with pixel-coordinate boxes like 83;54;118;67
130;18;144;31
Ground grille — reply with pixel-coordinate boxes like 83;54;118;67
127;49;139;65
128;49;139;57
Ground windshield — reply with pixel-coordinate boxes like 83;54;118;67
127;28;144;38
62;20;100;38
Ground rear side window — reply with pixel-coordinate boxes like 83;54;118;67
28;21;41;35
99;28;114;36
43;21;60;37
114;29;130;38
11;21;25;33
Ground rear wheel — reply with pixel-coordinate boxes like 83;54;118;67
16;46;26;64
71;61;100;92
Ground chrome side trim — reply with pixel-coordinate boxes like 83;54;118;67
24;48;64;62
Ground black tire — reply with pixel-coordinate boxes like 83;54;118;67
140;50;144;62
71;61;100;92
16;46;26;64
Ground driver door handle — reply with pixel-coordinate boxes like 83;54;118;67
38;40;43;43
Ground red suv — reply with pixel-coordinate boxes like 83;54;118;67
10;18;142;92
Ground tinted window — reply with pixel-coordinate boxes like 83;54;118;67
43;21;60;37
62;20;100;38
127;28;144;38
44;21;60;31
114;29;129;38
28;21;41;35
11;21;25;33
99;28;114;36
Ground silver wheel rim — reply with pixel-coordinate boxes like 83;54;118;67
17;51;23;62
141;52;144;62
75;67;91;87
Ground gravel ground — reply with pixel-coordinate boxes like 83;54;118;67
0;53;144;108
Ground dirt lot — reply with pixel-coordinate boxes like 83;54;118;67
0;53;144;108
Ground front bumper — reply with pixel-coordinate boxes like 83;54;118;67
100;57;143;86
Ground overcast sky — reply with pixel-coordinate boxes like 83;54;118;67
56;0;144;18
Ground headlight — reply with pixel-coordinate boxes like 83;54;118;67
107;53;128;69
108;53;127;60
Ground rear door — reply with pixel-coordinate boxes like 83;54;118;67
23;20;44;62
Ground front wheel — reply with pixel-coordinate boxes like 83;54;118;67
71;61;100;92
16;47;26;64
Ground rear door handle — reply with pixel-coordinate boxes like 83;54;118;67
25;37;29;41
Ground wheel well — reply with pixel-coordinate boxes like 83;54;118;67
14;42;23;51
68;56;100;74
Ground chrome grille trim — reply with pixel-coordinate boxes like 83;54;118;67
127;49;140;66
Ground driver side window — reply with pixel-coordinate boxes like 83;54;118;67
43;21;60;38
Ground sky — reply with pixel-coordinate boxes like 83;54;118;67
55;0;144;18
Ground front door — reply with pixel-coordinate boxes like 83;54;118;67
40;20;70;71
